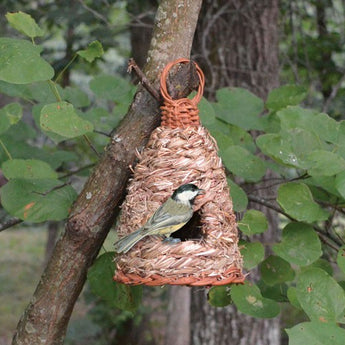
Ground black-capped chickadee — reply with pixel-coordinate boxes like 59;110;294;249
114;183;205;253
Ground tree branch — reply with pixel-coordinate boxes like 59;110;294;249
0;217;22;232
12;1;203;344
248;195;341;251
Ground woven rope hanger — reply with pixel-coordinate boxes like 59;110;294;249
113;58;244;286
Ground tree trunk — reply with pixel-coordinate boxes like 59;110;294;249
192;289;280;345
127;0;157;69
165;287;191;345
191;1;281;344
192;0;279;99
12;1;202;344
43;222;59;267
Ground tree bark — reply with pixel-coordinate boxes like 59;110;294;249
12;1;202;344
191;1;281;344
191;289;280;345
165;287;191;345
193;0;279;99
127;0;157;69
43;222;59;267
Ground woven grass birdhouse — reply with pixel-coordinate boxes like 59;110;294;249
113;58;244;286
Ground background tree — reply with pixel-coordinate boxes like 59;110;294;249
1;1;345;345
190;1;281;344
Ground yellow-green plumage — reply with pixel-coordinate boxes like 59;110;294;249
114;184;204;254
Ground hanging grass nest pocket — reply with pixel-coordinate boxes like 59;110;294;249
113;58;244;286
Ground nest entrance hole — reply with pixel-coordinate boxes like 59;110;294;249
170;211;204;241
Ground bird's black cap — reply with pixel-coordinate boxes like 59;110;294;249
171;183;205;201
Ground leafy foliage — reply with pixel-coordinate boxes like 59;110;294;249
0;38;54;83
88;253;142;312
273;222;322;266
230;282;280;318
286;322;345;345
1;8;345;344
203;84;345;341
0;11;129;226
238;210;268;236
6;11;44;38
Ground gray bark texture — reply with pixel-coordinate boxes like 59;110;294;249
12;1;202;344
165;287;191;345
190;0;281;344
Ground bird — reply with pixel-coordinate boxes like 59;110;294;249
114;183;205;254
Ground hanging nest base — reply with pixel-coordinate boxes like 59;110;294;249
113;126;244;286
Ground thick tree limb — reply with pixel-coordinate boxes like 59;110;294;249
12;1;202;344
0;217;22;232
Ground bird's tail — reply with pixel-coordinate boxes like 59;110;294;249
114;228;147;254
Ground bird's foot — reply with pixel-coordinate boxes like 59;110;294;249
162;237;181;245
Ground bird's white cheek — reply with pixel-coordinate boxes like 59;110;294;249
177;190;199;203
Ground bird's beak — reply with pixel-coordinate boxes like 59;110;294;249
197;189;206;196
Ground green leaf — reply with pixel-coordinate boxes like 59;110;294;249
199;96;216;126
2;159;57;180
63;86;90;108
0;38;54;84
339;281;345;291
238;210;268;236
89;75;134;102
6;11;44;38
287;321;345;345
257;280;288;302
257;129;322;169
277;106;317;131
222;146;266;182
82;107;119;134
208;120;256;153
337;245;345;277
296;268;345;323
308;176;342;200
77;40;104;63
256;133;300;167
287;287;302;310
30;82;64;103
337;121;345;152
0;103;22;135
0;80;32;99
306;259;333;276
214;87;264;130
0;131;77;169
40;102;93;139
47;150;79;169
0;119;36;141
277;183;329;222
231;282;280;318
240;241;265;270
227;179;248;212
272;222;322;266
305;150;345;176
266;84;307;112
312;113;339;144
278;106;339;144
0;178;77;222
32;104;65;143
88;252;142;312
335;171;345;199
208;285;232;307
260;255;295;286
209;128;234;155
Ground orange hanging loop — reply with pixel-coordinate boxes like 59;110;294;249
160;58;205;128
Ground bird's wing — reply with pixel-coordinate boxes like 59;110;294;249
143;198;193;234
